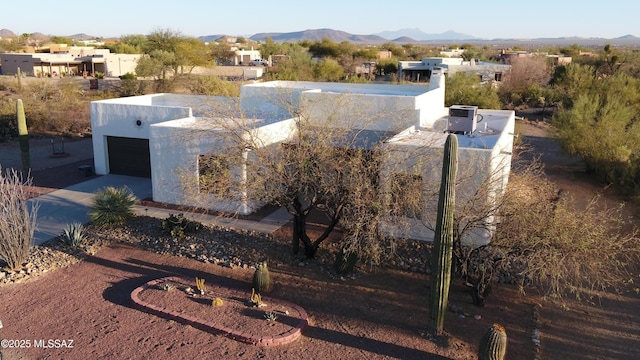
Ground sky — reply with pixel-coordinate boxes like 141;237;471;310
2;0;639;40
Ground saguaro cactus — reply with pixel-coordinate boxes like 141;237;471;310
478;323;507;360
429;134;458;335
17;67;22;89
16;99;30;170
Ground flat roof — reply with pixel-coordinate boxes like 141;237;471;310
386;109;514;150
244;80;430;96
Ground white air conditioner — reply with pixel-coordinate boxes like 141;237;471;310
447;105;478;134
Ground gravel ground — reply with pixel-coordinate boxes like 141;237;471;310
0;215;433;287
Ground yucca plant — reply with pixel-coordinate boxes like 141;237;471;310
60;222;87;247
88;186;136;226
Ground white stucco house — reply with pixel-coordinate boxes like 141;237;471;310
398;57;511;83
90;71;515;244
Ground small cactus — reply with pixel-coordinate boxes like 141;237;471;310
250;288;262;307
263;311;278;321
334;247;358;274
212;297;224;307
195;277;205;295
162;282;174;291
479;323;507;360
60;222;87;247
252;261;271;294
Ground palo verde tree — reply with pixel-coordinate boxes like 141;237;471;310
552;66;640;194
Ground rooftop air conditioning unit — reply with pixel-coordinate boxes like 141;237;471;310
447;105;478;134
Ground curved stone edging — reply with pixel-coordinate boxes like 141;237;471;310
130;276;309;346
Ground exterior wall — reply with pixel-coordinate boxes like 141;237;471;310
103;54;142;77
0;54;38;75
379;109;515;244
90;97;193;175
234;49;261;65
300;91;420;132
149;117;296;215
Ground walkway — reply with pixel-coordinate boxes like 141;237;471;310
30;174;292;245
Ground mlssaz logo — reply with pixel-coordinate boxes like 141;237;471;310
34;339;74;348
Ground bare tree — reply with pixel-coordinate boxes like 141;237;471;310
0;168;39;270
172;88;416;260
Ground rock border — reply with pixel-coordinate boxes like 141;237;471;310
130;276;309;346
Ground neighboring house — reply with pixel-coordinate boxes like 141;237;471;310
0;48;141;77
546;54;572;65
498;50;535;64
90;71;515;244
398;57;511;83
233;47;262;65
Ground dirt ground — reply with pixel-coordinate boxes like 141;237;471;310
1;120;639;359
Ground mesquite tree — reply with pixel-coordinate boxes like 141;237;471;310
429;134;458;335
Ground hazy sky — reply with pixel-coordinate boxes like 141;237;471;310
2;0;638;39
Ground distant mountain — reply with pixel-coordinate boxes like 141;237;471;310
249;29;387;44
376;28;478;41
69;33;99;40
199;34;229;43
0;28;16;38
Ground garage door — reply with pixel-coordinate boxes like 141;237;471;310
107;136;151;178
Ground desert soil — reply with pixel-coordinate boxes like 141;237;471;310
0;119;639;359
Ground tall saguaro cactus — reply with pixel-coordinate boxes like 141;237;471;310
429;134;458;335
16;99;30;170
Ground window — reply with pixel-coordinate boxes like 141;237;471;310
198;155;230;195
389;173;424;219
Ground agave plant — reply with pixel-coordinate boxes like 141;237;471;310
88;186;137;226
60;222;87;247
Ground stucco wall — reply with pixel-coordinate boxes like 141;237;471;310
90;100;192;175
300;91;420;132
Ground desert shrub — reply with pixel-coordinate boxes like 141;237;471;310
119;72;136;80
0;168;39;270
187;76;240;96
161;213;203;239
60;222;87;247
88;186;137;226
491;167;640;299
94;72;105;79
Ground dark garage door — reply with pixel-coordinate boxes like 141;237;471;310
107;136;151;178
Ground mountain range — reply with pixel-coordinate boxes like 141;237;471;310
2;27;639;47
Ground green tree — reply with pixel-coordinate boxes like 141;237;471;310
308;37;340;58
136;50;174;79
174;37;210;74
120;34;148;50
49;36;75;45
552;87;640;191
445;72;501;109
208;42;236;65
269;50;314;81
259;37;283;60
313;59;344;81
